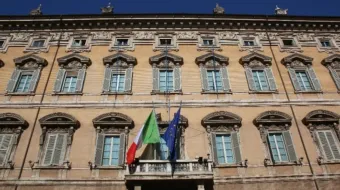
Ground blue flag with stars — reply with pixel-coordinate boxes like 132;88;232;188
162;107;181;161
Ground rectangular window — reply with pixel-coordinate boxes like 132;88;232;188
31;40;45;47
116;39;129;46
62;73;77;93
15;73;33;93
0;40;4;48
252;70;269;91
320;39;332;47
268;133;288;162
159;138;169;160
110;73;125;92
159;70;173;92
215;134;234;164
295;70;313;91
102;136;120;166
317;130;340;160
0;134;13;166
72;39;87;47
243;40;255;46
159;39;172;46
203;39;214;46
282;39;295;47
207;70;223;91
42;133;67;166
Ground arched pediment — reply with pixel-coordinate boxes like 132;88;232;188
254;111;292;126
240;52;272;66
57;53;91;67
149;53;183;65
156;113;188;128
39;112;79;128
322;54;340;68
103;53;137;66
93;112;134;129
195;52;229;66
0;113;28;128
201;111;242;127
281;53;313;66
303;110;339;125
13;54;47;67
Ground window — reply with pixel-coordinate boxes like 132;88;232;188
31;40;45;47
207;70;223;91
110;73;125;92
320;39;332;47
282;39;295;47
244;40;255;46
116;39;129;46
102;136;120;166
62;73;77;93
159;39;172;46
316;130;340;161
159;137;169;160
42;133;67;166
0;40;4;48
159;70;174;92
295;70;313;91
15;73;33;93
252;70;269;91
72;39;87;47
268;133;288;162
203;39;214;46
0;134;14;166
215;134;234;164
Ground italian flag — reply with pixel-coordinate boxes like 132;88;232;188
126;110;160;165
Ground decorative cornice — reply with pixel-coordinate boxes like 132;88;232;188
281;53;313;66
303;109;340;125
39;112;80;128
149;53;183;65
0;113;28;128
195;53;229;66
201;111;242;127
322;54;340;66
13;53;47;67
57;53;91;67
240;52;272;66
92;112;134;129
254;111;292;126
103;53;137;66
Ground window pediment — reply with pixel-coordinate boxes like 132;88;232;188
0;113;28;128
240;52;272;67
202;111;242;127
93;112;134;129
303;110;339;126
13;54;47;69
149;53;183;67
57;53;91;68
281;53;313;67
322;54;340;69
39;112;79;128
156;113;188;130
254;111;292;126
195;53;229;67
103;53;137;67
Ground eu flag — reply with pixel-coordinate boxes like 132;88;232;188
162;107;181;161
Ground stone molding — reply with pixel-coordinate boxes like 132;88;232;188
0;112;28;129
103;53;137;67
149;52;183;66
92;112;134;130
57;53;91;68
201;111;242;132
322;54;340;68
13;54;47;69
195;52;229;67
39;112;80;129
240;52;272;67
281;53;313;67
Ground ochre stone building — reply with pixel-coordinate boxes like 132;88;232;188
0;4;340;190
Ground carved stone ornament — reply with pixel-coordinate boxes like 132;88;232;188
93;112;134;133
281;53;313;68
109;33;135;52
103;53;137;68
218;32;238;40
315;36;340;54
133;31;155;40
238;35;263;52
213;3;225;14
275;5;288;15
195;52;229;68
156;113;188;133
201;111;242;132
149;52;183;67
92;31;112;40
57;53;91;69
24;35;51;53
296;33;314;42
322;54;340;69
176;32;198;40
277;36;303;53
197;33;222;52
66;34;92;53
153;33;179;52
257;32;277;40
101;2;114;14
29;4;43;16
14;54;48;69
11;33;32;42
240;52;272;68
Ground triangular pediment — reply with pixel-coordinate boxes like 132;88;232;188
103;53;137;65
57;53;91;66
195;53;229;65
322;54;340;65
240;52;272;65
282;53;313;66
149;53;183;65
14;54;47;67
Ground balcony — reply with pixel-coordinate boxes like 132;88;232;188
125;159;213;180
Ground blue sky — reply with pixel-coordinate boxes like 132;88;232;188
0;0;339;16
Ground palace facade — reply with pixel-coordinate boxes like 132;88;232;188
0;4;340;190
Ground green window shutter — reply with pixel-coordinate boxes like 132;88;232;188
0;135;13;166
283;131;297;162
307;67;322;91
288;68;301;91
325;131;340;160
102;67;112;93
199;66;208;91
118;133;126;166
174;67;181;92
317;131;333;160
53;69;66;92
75;69;86;93
152;67;160;92
231;132;242;164
124;67;133;92
245;67;256;91
52;134;67;166
211;133;218;164
28;69;41;93
329;68;340;90
220;67;231;92
94;133;104;166
264;68;277;91
6;69;21;93
43;134;57;165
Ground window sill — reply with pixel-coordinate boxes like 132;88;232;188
317;159;340;165
294;90;323;94
249;90;278;94
94;166;124;170
53;92;83;96
201;91;232;94
102;92;133;95
32;165;70;170
6;92;35;96
214;163;246;168
265;162;299;167
151;90;183;95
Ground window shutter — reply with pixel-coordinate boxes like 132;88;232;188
283;131;297;162
152;67;160;92
124;67;133;92
307;67;322;91
118;133;126;166
231;132;242;164
199;66;208;91
220;67;231;92
288;68;301;91
245;67;256;91
102;67;112;93
28;69;41;93
53;68;66;92
43;134;57;165
325;131;340;160
329;68;340;90
317;131;333;160
6;69;21;93
94;133;104;166
210;133;218;164
0;135;13;166
264;68;277;91
52;134;67;166
174;67;181;92
75;68;86;93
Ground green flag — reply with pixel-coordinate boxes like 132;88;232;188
142;110;161;144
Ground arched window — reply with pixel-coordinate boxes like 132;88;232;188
303;110;340;163
37;112;80;168
202;111;242;165
195;53;231;93
92;112;134;167
322;54;340;91
254;111;298;165
281;53;322;92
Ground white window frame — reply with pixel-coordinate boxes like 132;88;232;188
268;132;289;163
216;134;235;164
102;135;121;166
61;73;78;93
15;72;33;93
252;70;269;91
110;72;126;92
295;70;313;91
207;70;222;92
159;70;174;92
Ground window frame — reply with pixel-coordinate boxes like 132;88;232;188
206;69;223;92
66;35;92;53
109;35;135;52
316;130;340;161
110;72;126;93
316;37;340;53
214;133;236;164
267;132;289;163
101;135;122;166
295;70;313;91
41;133;68;167
14;71;33;93
159;69;174;92
24;36;50;53
322;54;340;92
252;69;270;91
61;71;78;93
153;34;178;51
238;35;263;52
